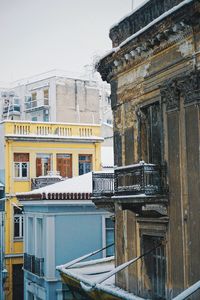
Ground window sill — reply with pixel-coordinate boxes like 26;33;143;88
13;237;23;241
14;178;30;182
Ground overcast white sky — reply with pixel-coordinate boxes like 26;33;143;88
0;0;143;83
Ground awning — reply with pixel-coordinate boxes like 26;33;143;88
56;243;145;300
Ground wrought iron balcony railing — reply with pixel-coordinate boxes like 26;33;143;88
92;162;167;199
24;253;44;277
92;172;114;197
115;162;165;196
31;173;63;190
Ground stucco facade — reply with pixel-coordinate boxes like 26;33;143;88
0;120;102;300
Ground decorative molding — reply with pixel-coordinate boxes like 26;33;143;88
177;71;200;105
160;70;200;111
98;20;192;82
161;80;180;112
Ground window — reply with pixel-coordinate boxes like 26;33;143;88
43;89;49;105
57;154;72;178
107;119;112;125
105;217;114;257
31;92;37;108
14;153;29;179
79;155;92;175
14;207;23;239
32;117;37;121
36;154;52;177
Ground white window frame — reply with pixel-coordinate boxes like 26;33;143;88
14;213;23;239
14;162;29;180
102;215;115;258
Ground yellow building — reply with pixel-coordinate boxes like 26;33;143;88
0;120;102;300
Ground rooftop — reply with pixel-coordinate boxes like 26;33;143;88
17;172;93;200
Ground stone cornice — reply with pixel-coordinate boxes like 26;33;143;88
98;20;192;82
110;0;184;47
97;0;199;83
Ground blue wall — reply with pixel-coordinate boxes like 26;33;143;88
55;213;103;267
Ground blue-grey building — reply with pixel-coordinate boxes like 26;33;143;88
17;172;114;300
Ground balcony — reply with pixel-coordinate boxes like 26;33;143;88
3;104;21;116
3;121;102;143
115;162;165;196
92;162;168;214
31;172;63;190
92;172;114;211
24;253;44;277
25;98;49;112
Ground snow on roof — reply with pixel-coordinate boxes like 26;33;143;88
110;0;150;30
100;0;194;62
101;146;114;168
57;256;144;300
17;172;93;199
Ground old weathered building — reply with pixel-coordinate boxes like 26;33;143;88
95;0;200;299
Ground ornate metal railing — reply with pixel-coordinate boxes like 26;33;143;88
24;253;44;277
115;162;165;196
31;175;63;190
92;162;167;200
92;172;114;197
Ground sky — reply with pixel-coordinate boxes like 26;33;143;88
0;0;143;83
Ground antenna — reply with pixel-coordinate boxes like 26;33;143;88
131;0;135;10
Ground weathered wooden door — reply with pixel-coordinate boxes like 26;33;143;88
142;235;166;300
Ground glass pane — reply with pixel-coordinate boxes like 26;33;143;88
22;163;28;177
106;230;114;256
106;218;114;229
14;163;20;177
14;217;20;237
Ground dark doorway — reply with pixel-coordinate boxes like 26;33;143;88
12;264;24;300
142;235;166;300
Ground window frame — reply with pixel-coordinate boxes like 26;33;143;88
78;154;92;175
102;216;115;258
14;161;29;180
13;207;24;240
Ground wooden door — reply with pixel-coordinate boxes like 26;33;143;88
12;264;24;300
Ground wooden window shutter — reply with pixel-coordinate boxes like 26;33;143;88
66;157;72;178
36;158;42;177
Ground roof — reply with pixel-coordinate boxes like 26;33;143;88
17;172;93;200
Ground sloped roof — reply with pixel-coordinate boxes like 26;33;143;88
17;172;93;200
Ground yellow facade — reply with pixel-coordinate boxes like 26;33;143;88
1;120;102;300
